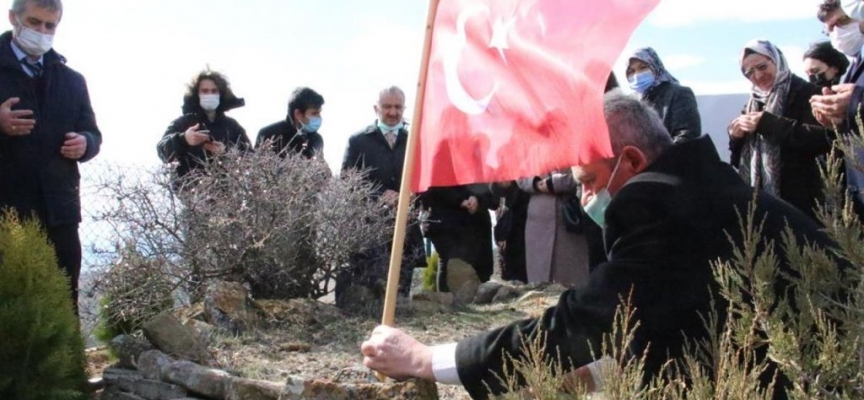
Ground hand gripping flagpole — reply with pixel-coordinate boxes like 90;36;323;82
376;0;440;382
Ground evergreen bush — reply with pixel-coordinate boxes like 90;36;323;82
0;212;87;400
422;251;439;292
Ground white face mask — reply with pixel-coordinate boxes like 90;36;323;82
14;22;53;57
199;94;220;111
843;0;864;20
830;21;864;56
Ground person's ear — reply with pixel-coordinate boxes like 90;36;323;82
621;146;649;174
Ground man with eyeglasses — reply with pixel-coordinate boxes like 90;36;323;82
0;0;101;313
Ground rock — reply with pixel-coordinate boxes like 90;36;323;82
410;291;454;314
278;377;438;400
492;284;521;303
100;386;147;400
185;319;217;340
204;281;260;334
411;291;454;306
109;334;153;369
255;299;343;328
335;284;375;310
143;313;214;365
446;259;480;304
137;350;174;381
330;366;377;383
227;377;283;400
517;290;546;303
111;375;187;400
474;281;504;305
278;342;311;353
103;367;141;383
164;360;232;399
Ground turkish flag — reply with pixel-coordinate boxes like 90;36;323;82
412;0;660;192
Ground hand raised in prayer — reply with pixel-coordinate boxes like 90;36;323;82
810;83;856;121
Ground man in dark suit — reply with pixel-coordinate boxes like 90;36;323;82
255;87;324;160
361;91;833;399
0;0;101;311
338;86;424;305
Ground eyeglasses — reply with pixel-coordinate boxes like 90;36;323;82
743;62;771;79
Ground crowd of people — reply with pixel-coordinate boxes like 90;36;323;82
2;0;864;398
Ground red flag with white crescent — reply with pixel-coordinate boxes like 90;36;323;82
413;0;660;192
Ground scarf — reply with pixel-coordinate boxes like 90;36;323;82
628;47;679;94
737;39;791;196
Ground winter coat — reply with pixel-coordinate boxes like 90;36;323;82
517;171;589;288
341;122;425;269
157;97;251;180
456;136;834;400
341;123;408;198
642;81;702;142
729;75;830;219
0;31;101;227
255;119;323;160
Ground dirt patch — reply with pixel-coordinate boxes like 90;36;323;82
87;282;565;400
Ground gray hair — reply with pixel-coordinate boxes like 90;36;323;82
603;89;673;163
12;0;62;16
378;86;405;103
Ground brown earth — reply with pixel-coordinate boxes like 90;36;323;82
87;284;565;400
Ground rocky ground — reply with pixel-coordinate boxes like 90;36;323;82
86;268;567;400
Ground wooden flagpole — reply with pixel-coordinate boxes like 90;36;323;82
376;0;441;381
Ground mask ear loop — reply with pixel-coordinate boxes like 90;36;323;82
604;154;625;192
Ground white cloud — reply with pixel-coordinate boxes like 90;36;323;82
661;54;706;71
647;0;817;28
779;44;807;78
689;79;751;96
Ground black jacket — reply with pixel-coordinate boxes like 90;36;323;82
729;75;831;219
341;123;408;198
455;136;832;399
157;98;251;180
255;119;323;159
642;81;702;142
0;31;101;226
419;184;494;236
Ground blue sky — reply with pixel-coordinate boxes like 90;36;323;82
47;0;825;170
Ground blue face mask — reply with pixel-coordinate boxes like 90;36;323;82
302;116;322;133
377;121;404;132
628;71;656;94
583;156;624;227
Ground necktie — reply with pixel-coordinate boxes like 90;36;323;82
384;130;396;148
21;59;42;77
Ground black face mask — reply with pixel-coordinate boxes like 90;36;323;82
808;71;838;88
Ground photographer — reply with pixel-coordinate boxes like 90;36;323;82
157;68;251;184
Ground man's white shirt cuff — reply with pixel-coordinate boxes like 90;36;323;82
431;342;461;385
